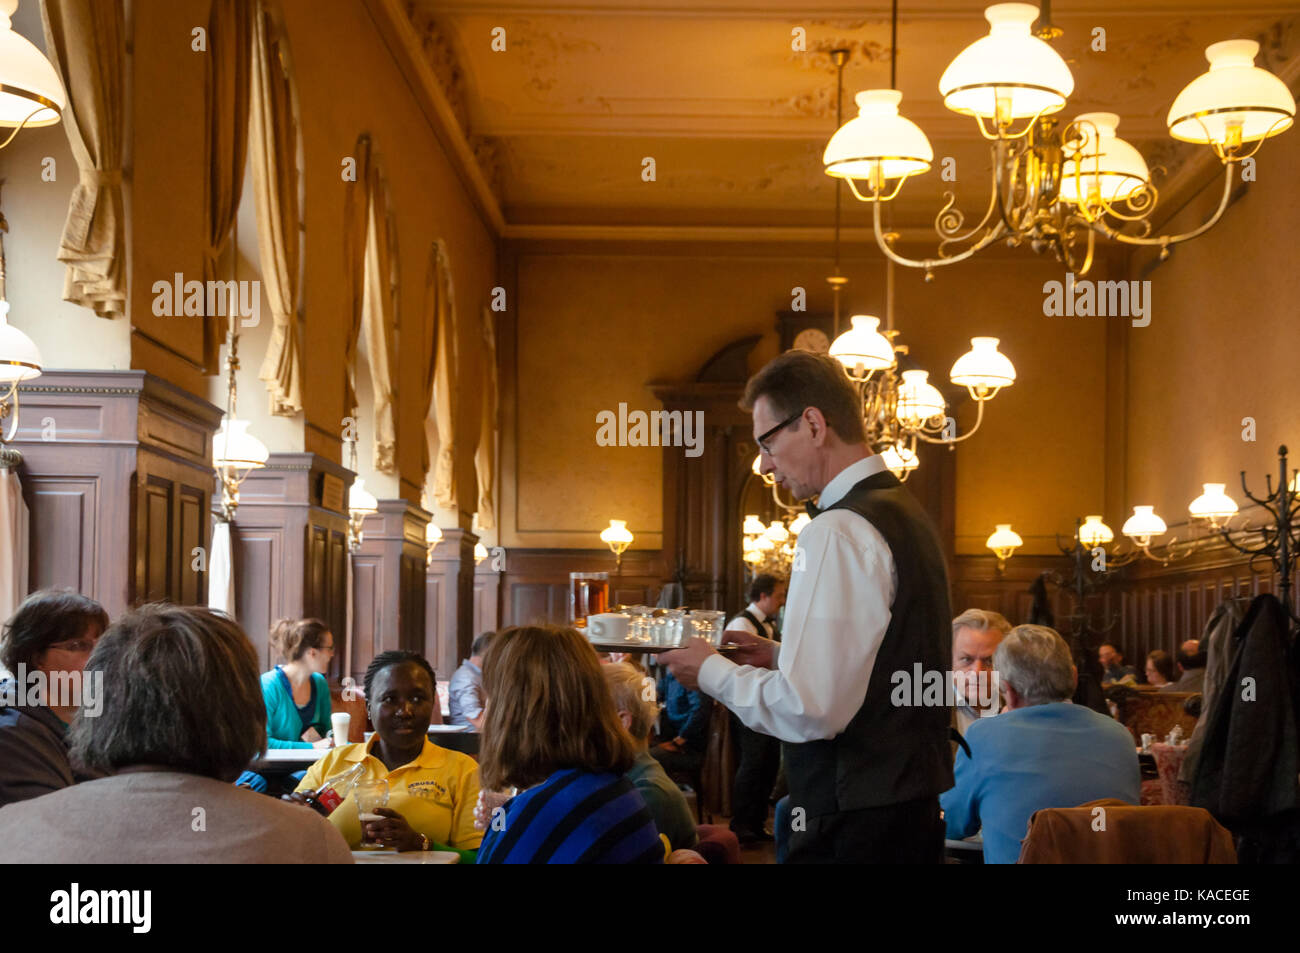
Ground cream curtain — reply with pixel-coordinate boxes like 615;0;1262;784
250;3;302;415
202;0;252;372
360;170;398;473
342;135;371;419
423;242;457;509
207;519;236;617
40;0;127;319
475;305;498;529
0;464;29;629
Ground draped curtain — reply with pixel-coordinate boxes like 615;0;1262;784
475;304;498;529
423;242;457;509
40;0;127;319
360;174;398;473
342;135;371;421
0;463;29;633
207;519;236;617
202;0;253;372
249;1;302;415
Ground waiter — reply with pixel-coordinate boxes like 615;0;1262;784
724;573;786;844
663;350;953;863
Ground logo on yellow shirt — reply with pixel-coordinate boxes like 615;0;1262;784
407;779;452;807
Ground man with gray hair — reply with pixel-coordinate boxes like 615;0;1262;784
951;608;1011;735
940;624;1140;863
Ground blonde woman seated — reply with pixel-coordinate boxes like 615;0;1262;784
603;662;698;852
291;651;481;859
476;626;663;864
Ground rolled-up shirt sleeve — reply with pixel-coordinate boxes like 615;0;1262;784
699;512;894;743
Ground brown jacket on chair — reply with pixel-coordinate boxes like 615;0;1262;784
1017;799;1237;863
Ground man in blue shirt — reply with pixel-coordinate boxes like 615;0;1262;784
941;625;1140;864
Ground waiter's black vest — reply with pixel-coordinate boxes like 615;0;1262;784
783;468;954;815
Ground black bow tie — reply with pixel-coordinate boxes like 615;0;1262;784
804;500;821;518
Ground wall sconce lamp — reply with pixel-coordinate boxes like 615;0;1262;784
600;518;633;573
347;478;377;554
985;523;1023;572
425;521;442;566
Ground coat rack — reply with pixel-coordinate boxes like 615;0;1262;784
1220;444;1300;626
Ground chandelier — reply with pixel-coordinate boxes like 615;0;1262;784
742;512;809;577
791;42;1017;484
823;2;1295;277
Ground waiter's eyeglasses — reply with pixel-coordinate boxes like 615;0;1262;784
756;409;805;456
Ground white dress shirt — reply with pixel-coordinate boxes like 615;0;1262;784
699;455;898;743
726;602;775;639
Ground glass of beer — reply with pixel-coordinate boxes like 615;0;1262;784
569;572;609;629
356;778;390;849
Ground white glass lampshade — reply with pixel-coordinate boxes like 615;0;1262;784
1188;483;1238;522
348;478;378;515
1167;40;1295;146
949;337;1016;394
0;1;65;128
0;301;42;382
939;3;1074;121
425;522;443;545
742;535;758;554
212;418;269;470
743;549;764;565
829;315;895;379
986;523;1023;557
897;370;947;426
1122;505;1167;541
600;518;634;549
742;513;767;536
1060;113;1151;204
788;512;812;536
474;541;488;564
1078;515;1113;548
755;534;775;552
880;442;920;477
823;89;933;184
766;520;790;544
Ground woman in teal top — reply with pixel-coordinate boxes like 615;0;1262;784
262;618;335;750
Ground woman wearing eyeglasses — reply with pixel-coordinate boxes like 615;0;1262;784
0;589;109;807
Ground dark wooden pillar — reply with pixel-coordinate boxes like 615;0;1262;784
224;452;352;673
425;527;476;682
13;370;221;619
349;499;429;683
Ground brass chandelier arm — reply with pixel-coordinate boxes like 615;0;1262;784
1092;162;1235;250
913;397;987;445
872;189;1008;272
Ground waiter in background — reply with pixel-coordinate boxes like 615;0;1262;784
724;573;786;844
664;349;953;863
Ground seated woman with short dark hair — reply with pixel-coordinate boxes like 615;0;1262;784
0;589;108;807
476;626;663;864
292;651;482;858
0;604;352;863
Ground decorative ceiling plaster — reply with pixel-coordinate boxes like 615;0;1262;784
392;1;1300;239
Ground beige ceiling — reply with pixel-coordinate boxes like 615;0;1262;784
388;0;1300;238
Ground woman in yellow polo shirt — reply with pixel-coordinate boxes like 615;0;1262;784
292;651;481;857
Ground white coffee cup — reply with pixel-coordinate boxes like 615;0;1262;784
331;712;352;746
586;613;631;642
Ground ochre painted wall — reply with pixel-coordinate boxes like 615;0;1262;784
124;0;496;519
504;246;1110;555
1125;129;1300;535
